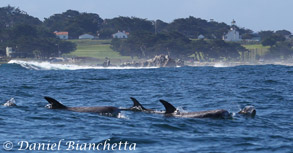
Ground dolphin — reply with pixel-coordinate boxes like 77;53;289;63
238;105;256;117
159;100;256;119
159;99;231;119
44;97;120;116
124;97;164;114
127;97;233;118
3;98;17;107
128;97;256;118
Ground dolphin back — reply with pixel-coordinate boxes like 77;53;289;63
238;106;256;117
130;97;147;110
159;100;177;114
44;97;67;109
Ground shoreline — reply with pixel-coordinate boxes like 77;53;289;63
6;58;293;68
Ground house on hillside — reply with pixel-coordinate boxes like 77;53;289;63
198;34;205;39
79;34;95;39
285;35;293;40
222;20;242;42
112;31;129;39
54;31;69;40
6;47;14;57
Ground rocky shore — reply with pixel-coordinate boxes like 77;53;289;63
120;55;184;67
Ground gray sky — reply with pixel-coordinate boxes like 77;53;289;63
0;0;292;33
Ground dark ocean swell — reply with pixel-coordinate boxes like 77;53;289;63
0;61;292;153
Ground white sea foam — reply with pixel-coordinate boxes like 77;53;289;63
176;106;188;113
190;62;234;67
117;112;129;119
213;63;227;68
8;60;158;70
192;61;293;68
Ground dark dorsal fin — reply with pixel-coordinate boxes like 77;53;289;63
44;96;67;109
159;99;177;114
130;97;147;110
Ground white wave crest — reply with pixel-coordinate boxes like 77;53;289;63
213;63;227;68
8;60;158;70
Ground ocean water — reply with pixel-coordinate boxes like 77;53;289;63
0;60;292;153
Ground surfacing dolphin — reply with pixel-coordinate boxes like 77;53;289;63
238;105;256;117
127;97;256;118
159;100;256;119
124;97;164;114
159;100;231;119
3;98;17;107
44;97;120;116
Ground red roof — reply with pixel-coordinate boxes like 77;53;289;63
54;32;68;35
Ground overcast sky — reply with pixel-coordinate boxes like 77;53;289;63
1;0;292;33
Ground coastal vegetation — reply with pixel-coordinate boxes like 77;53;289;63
0;6;76;58
259;30;293;60
111;31;246;61
1;5;293;62
43;10;104;39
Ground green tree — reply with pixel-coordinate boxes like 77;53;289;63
192;39;244;61
261;34;286;46
259;31;275;41
0;23;76;58
111;31;193;59
100;16;154;39
264;42;293;60
275;30;291;36
0;6;42;29
44;10;103;38
111;31;244;61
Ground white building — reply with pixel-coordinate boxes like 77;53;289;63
112;31;129;39
6;47;14;57
198;34;205;39
54;31;68;40
79;34;95;39
222;20;242;42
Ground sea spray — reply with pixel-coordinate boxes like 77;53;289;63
8;60;158;70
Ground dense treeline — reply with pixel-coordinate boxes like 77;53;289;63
99;17;154;39
111;31;193;59
165;17;252;39
192;39;246;61
1;24;76;58
44;10;103;38
0;6;41;29
99;16;253;40
99;16;252;39
43;12;252;40
259;30;293;60
111;31;246;60
0;6;76;58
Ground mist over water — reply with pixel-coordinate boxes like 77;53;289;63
0;62;292;152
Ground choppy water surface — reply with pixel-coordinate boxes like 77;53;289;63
0;61;292;153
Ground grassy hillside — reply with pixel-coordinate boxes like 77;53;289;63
66;39;134;60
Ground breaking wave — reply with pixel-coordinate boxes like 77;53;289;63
8;60;158;70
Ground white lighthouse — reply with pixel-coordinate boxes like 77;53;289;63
222;20;242;42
